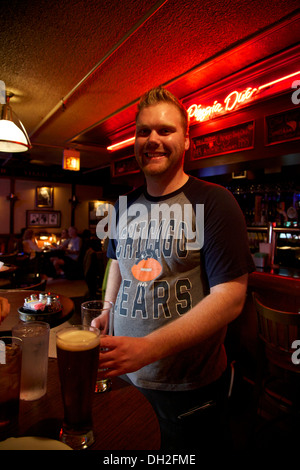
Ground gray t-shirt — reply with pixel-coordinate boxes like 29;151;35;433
107;176;254;391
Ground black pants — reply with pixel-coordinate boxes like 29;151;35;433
136;369;233;453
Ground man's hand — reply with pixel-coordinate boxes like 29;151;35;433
97;274;248;378
98;335;154;377
90;311;110;335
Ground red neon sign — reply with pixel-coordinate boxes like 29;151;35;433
187;87;258;123
107;137;135;151
107;71;300;150
187;71;300;125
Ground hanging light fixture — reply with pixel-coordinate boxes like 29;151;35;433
0;92;31;153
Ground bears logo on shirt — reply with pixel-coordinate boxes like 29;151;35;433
131;249;162;282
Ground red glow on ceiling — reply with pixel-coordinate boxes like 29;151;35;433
107;70;300;151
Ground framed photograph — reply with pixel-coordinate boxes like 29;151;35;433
36;186;54;208
89;201;111;229
191;121;254;159
26;210;61;228
111;155;140;177
265;108;300;145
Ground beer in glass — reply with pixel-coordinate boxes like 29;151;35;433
56;325;100;449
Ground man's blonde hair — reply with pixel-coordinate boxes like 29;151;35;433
136;86;189;135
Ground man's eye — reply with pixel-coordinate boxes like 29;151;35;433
137;128;150;136
159;128;173;135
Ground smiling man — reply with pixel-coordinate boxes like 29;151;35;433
134;88;190;194
95;86;255;452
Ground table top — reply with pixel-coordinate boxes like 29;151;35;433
0;290;74;333
17;358;160;450
0;264;17;275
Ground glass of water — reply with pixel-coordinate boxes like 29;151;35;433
12;321;50;401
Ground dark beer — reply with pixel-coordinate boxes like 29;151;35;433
56;326;100;449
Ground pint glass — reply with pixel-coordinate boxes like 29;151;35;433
12;321;49;401
81;300;114;393
56;325;100;449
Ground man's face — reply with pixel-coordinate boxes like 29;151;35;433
68;227;76;237
134;102;189;179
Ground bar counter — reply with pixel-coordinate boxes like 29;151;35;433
248;267;300;311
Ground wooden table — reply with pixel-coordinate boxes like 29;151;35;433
0;290;74;333
17;358;160;450
0;264;18;288
0;265;17;275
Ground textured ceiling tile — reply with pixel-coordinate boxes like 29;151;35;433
0;0;299;170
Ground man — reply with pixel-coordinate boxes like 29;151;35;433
96;87;254;451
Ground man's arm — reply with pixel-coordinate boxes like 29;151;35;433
99;273;248;377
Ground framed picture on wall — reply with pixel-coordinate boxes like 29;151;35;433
26;210;61;228
191;121;255;159
89;201;111;229
111;155;140;177
36;186;54;208
265;107;300;145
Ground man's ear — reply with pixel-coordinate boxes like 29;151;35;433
185;135;190;151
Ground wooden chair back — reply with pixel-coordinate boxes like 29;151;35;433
253;293;300;373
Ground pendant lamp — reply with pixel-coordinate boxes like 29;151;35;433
0;92;31;153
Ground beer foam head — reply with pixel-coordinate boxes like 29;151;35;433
56;328;100;351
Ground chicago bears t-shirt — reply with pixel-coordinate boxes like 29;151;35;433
107;176;254;391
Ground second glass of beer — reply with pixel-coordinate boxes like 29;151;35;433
56;325;100;450
81;300;114;393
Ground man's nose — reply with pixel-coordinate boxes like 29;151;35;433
147;130;160;145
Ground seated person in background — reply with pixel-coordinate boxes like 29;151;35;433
42;229;70;276
50;229;70;250
22;229;42;258
0;297;10;324
51;226;82;278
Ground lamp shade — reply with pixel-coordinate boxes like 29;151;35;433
0;119;30;152
0;95;31;153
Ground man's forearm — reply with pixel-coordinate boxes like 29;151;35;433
142;274;248;364
99;274;248;377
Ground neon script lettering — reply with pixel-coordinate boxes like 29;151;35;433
187;87;258;123
224;87;257;111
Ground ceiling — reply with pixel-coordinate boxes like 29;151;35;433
0;0;300;177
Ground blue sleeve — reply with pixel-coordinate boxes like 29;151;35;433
201;185;255;288
107;237;117;260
